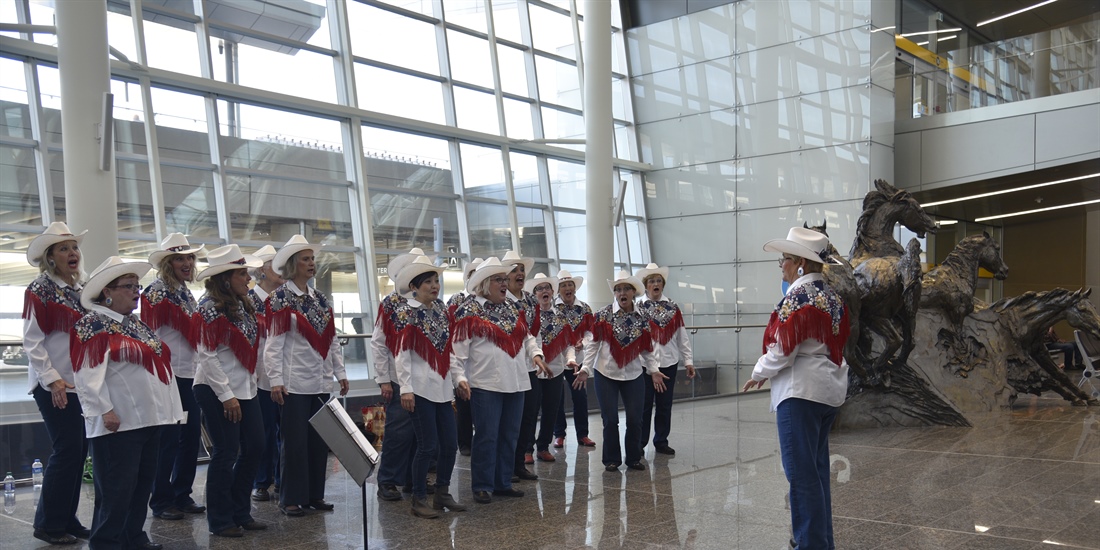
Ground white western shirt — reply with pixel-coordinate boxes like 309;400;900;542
450;296;543;393
24;273;83;394
251;286;272;391
580;301;659;381
395;298;456;403
263;281;346;394
640;295;694;368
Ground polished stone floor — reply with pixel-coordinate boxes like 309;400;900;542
2;391;1098;549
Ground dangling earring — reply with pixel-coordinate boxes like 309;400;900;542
47;259;56;268
797;266;804;277
224;280;231;289
105;296;113;306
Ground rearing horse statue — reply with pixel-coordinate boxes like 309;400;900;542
849;179;937;268
920;231;1010;329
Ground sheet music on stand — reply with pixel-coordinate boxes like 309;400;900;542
309;398;379;486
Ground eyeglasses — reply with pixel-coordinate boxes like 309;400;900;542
778;256;796;267
108;283;143;292
489;276;508;285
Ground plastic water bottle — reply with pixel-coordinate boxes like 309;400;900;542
32;459;43;506
3;472;14;515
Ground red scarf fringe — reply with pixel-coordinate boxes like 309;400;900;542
379;309;402;358
527;304;541;336
70;332;173;384
396;327;452;379
266;307;336;360
592;320;652;368
541;329;572;364
194;316;259;374
649;309;684;346
451;316;529;358
568;315;592;346
140;295;199;351
762;306;850;366
22;290;82;335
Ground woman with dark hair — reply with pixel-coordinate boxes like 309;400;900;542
552;269;597;450
572;271;665;472
450;258;549;504
72;256;185;550
743;227;850;550
522;274;575;466
393;256;466;518
144;233;206;521
264;234;349;517
23;222;92;545
192;245;266;537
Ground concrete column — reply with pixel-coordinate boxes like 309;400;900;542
56;0;117;267
1032;31;1051;99
583;0;612;308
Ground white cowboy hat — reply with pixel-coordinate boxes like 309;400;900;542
634;263;669;282
149;233;206;265
196;245;262;281
387;247;429;284
81;256;152;310
395;255;445;294
524;273;559;294
500;250;534;274
251;244;278;263
464;258;485;282
555;269;584;291
466;257;511;295
27;222;88;267
607;270;644;295
272;235;322;277
763;227;837;265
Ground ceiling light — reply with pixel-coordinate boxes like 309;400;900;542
917;35;957;46
873;26;896;33
936;220;958;226
900;28;962;37
975;199;1100;222
978;0;1059;27
921;173;1099;207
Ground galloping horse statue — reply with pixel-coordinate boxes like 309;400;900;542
849;179;937;267
921;232;1010;328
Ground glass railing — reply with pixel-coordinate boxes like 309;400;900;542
896;16;1100;119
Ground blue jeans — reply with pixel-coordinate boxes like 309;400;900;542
593;371;644;466
642;363;678;447
194;385;264;533
89;426;161;549
279;393;329;507
777;398;838;550
534;373;565;451
514;371;542;471
252;388;282;490
150;376;201;513
1047;342;1082;367
32;386;88;533
409;396;458;499
376;382;417;487
469;388;523;492
554;368;590;439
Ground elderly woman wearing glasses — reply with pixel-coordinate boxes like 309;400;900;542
143;233;206;521
742;227;849;550
571;271;665;472
519;274;576;467
23;223;92;545
72;257;185;550
450;258;549;504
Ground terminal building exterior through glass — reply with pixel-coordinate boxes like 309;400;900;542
0;1;1098;547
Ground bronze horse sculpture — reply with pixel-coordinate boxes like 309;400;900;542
849;179;937;267
920;231;1010;328
805;220;866;379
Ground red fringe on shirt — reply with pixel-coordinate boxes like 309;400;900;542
762;306;849;367
22;290;82;335
140;296;199;351
451;316;529;358
378;310;402;358
592;321;652;368
396;327;452;379
649;309;684;346
527;304;541;337
541;329;573;364
70;332;173;385
194;316;259;374
266;307;336;360
567;315;592;346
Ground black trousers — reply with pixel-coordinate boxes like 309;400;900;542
279;393;328;507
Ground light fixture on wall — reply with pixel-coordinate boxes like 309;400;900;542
900;28;962;37
975;199;1100;222
977;0;1060;27
921;173;1099;207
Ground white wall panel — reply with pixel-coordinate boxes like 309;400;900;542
736;144;871;210
648;212;737;265
632;58;736;124
920;117;1035;185
738;86;870;158
644;161;739;218
737;28;870;106
1035;104;1100;164
625;3;736;77
637;108;736;169
737;0;872;53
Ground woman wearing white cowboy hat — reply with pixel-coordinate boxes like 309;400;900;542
572;270;664;472
191;245;267;537
22;222;93;545
391;256;467;518
742;227;850;550
246;244;285;503
552;269;597;449
263;234;348;516
448;257;483;457
517;273;577;468
500;250;539;336
372;248;432;502
450;258;550;504
71;256;185;550
143;233;207;521
635;263;697;457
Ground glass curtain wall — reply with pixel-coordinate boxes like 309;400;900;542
0;0;649;423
